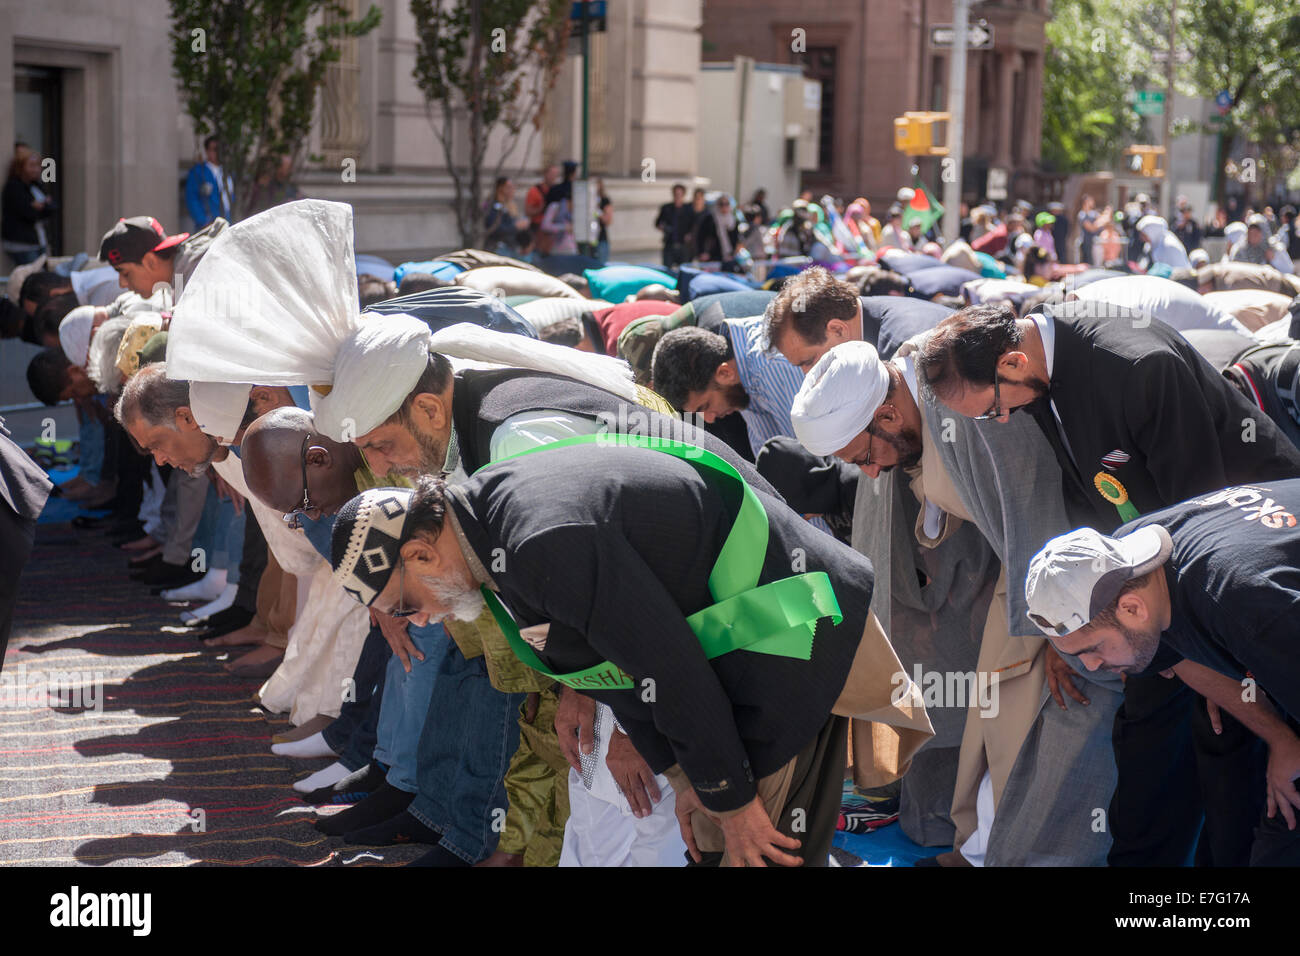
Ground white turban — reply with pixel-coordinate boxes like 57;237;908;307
790;341;891;456
1136;215;1167;242
58;305;97;367
314;313;432;442
1225;221;1248;245
314;316;639;442
190;381;252;445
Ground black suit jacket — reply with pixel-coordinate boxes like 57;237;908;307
1029;302;1300;533
448;443;870;813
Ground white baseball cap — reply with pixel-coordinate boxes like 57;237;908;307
1025;524;1173;637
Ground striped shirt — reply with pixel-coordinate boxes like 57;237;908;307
722;315;805;457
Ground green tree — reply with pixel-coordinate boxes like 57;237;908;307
1179;0;1300;204
1041;0;1156;173
169;0;381;221
410;0;571;248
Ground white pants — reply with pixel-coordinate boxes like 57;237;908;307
558;703;686;867
958;769;995;867
138;464;167;539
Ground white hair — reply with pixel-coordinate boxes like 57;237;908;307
87;316;132;395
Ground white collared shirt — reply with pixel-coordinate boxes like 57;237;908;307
1030;310;1078;468
891;351;944;539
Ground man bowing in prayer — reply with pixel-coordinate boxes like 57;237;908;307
328;440;934;866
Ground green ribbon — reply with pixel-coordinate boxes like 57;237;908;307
1094;472;1141;523
475;433;843;690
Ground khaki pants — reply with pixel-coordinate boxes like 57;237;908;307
682;612;934;865
255;553;297;650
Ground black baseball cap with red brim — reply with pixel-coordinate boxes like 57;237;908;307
98;217;189;266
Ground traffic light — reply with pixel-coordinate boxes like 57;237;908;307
1123;145;1166;178
893;112;950;157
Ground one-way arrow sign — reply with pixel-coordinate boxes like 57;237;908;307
930;21;994;49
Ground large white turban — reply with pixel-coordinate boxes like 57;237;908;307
165;199;361;385
190;381;253;446
58;305;97;367
790;341;891;456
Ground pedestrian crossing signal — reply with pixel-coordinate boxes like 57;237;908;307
894;112;950;157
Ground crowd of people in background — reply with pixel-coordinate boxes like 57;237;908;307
4;156;1300;868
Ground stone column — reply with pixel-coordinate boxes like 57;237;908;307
995;50;1018;169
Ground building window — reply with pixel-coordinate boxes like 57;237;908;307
796;46;836;172
930;55;946;113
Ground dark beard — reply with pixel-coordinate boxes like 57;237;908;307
394;425;445;478
867;425;924;473
1112;620;1162;674
1005;374;1050;414
722;381;750;412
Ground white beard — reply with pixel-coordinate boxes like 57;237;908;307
421;573;486;622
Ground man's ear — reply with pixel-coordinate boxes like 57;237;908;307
176;406;199;431
1116;591;1149;625
411;391;449;430
249;385;275;413
874;402;900;428
400;536;442;574
305;444;333;469
715;360;740;386
826;318;851;343
996;350;1028;377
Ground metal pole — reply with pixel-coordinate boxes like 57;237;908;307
734;57;749;201
1162;0;1176;219
581;1;590;179
943;0;969;241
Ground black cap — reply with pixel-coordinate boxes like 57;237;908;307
98;217;188;266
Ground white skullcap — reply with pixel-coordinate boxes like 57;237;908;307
58;305;97;367
315;313;432;442
790;341;891;456
190;381;252;445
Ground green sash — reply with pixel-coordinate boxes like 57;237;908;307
475;434;842;691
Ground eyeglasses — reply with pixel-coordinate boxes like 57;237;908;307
282;434;319;530
973;378;1003;421
389;559;418;618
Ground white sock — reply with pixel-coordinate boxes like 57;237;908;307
162;568;228;603
180;582;238;624
273;731;338;760
293;760;350;793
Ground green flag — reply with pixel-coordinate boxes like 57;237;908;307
901;178;944;233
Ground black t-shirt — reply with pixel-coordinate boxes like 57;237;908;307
1125;479;1300;717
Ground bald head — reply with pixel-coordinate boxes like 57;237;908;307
241;406;364;517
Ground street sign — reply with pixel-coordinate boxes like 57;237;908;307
1132;90;1165;116
1215;90;1232;116
930;21;993;50
569;1;607;34
986;167;1008;201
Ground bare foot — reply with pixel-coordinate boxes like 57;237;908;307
473;850;524;867
224;643;284;676
204;621;270;648
934;850;972;867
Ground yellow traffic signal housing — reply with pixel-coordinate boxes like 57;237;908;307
1124;145;1166;178
894;112;950;157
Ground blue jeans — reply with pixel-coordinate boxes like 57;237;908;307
192;484;245;582
77;408;104;486
323;625;393;773
408;641;524;863
373;622;448;793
